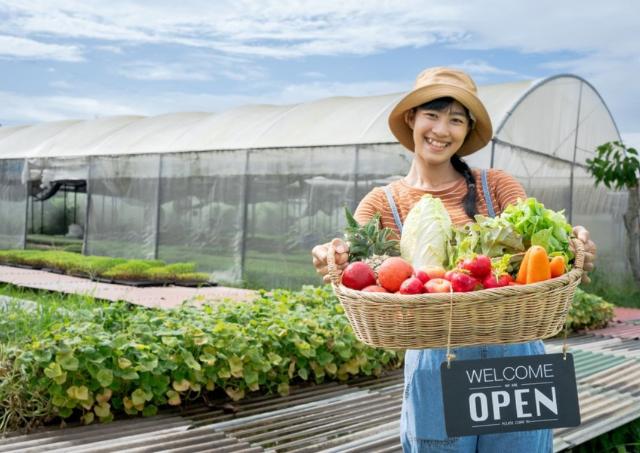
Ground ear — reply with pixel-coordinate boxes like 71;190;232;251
404;109;415;130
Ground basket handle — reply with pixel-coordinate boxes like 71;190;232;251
571;237;585;271
326;243;342;286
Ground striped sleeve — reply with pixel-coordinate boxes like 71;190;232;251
490;169;527;213
353;187;386;226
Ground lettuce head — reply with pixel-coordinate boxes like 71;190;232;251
400;194;453;269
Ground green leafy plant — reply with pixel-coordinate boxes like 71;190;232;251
567;416;640;452
343;207;399;263
102;259;165;280
586;141;640;283
499;197;574;260
0;285;402;433
566;288;615;332
0;250;208;283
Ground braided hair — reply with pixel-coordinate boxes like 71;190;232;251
417;97;478;218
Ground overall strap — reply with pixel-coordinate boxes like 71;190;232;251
481;169;496;218
383;185;403;235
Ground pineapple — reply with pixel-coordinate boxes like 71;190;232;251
343;207;400;272
363;253;390;274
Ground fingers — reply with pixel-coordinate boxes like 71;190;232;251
311;243;328;263
322;265;347;285
312;239;349;282
583;252;595;272
571;226;597;271
330;237;348;254
334;251;349;265
329;238;350;266
316;262;348;276
573;228;596;282
572;225;593;247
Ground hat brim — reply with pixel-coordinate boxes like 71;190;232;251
388;84;493;156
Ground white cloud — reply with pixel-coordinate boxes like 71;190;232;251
49;80;72;89
0;0;636;135
0;1;464;58
302;71;326;79
0;90;143;125
0;34;83;61
275;79;408;104
0;1;635;61
115;56;266;82
0;77;408;127
454;60;520;77
117;62;213;81
96;45;123;54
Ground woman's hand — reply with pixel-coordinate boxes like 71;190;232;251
311;238;350;284
572;225;596;284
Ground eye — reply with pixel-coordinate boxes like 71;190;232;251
424;111;438;119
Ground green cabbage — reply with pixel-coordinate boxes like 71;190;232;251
400;194;452;269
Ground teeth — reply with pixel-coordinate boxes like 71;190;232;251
426;138;448;148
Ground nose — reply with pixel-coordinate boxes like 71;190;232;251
432;118;449;136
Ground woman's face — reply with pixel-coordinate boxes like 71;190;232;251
406;100;471;165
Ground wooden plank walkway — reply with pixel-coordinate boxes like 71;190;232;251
0;265;256;308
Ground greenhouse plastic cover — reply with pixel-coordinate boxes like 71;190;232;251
0;80;538;159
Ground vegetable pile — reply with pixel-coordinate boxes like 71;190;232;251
341;197;577;293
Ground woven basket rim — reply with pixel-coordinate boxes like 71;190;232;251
327;237;585;303
333;267;582;303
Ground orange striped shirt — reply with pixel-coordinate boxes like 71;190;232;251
354;169;526;236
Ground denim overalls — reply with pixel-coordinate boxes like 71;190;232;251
383;170;553;453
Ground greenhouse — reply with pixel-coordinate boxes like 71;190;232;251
0;74;624;288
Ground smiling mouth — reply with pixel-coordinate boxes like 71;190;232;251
425;137;450;150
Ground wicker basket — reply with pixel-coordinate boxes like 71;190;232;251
327;238;584;349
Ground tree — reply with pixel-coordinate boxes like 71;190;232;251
586;141;640;282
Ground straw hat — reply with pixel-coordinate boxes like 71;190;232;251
388;67;492;156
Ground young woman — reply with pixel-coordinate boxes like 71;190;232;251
312;67;597;452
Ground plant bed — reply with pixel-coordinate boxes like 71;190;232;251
40;267;65;274
172;280;218;288
9;263;42;270
110;279;172;288
90;276;115;284
0;250;212;288
68;271;90;279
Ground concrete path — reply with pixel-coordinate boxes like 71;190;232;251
0;265;257;309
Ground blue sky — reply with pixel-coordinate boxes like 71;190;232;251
0;0;638;149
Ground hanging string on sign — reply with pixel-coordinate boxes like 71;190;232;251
446;285;456;368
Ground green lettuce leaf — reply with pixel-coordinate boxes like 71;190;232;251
400;195;452;269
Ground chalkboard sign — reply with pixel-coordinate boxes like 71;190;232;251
441;353;580;437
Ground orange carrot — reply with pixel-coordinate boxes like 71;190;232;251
516;249;532;284
525;246;552;284
549;256;566;278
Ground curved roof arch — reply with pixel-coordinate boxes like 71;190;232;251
494;74;622;138
487;74;621;166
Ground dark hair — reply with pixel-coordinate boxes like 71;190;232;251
416;97;477;218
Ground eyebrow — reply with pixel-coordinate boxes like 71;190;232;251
421;107;468;118
448;109;467;117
